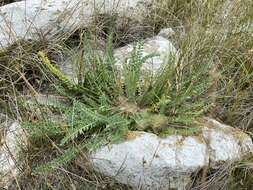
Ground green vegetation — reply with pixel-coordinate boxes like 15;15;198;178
18;36;212;177
0;0;252;189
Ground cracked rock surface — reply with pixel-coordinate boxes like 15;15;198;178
90;118;253;190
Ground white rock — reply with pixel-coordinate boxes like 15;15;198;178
59;48;105;85
59;29;178;84
91;132;207;190
202;117;253;166
0;120;26;188
158;27;175;39
90;118;253;190
113;34;178;77
0;0;152;50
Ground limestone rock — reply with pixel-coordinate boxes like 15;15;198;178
0;118;26;188
59;28;177;84
59;48;105;85
202;117;253;166
0;0;153;50
91;132;207;190
90;118;253;190
158;28;175;39
113;34;178;77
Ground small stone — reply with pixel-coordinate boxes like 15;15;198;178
158;28;175;39
0;119;26;188
113;32;178;77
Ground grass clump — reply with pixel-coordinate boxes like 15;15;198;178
10;32;212;178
